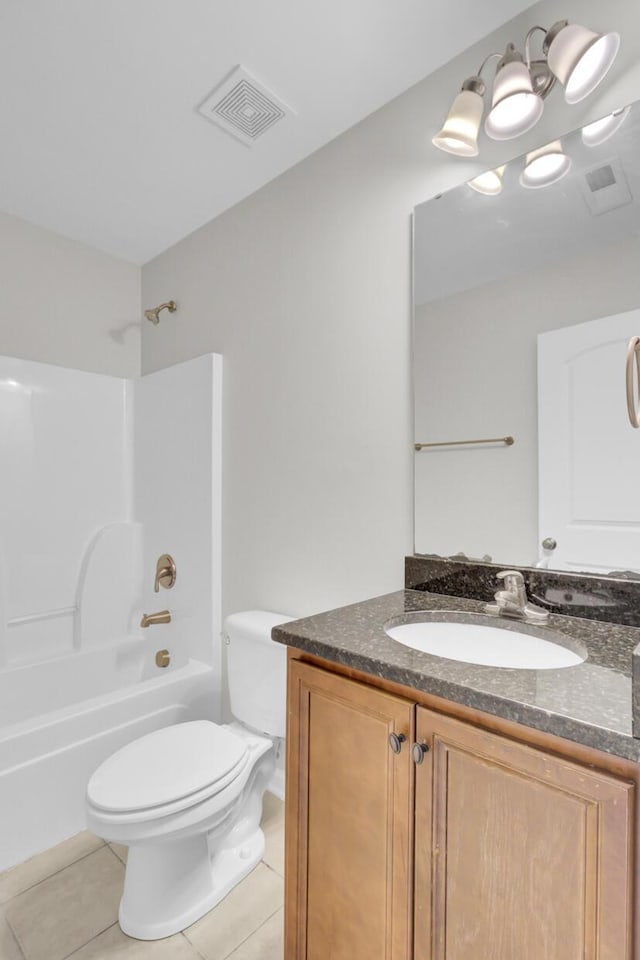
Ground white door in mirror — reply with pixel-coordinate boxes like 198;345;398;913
385;621;584;669
538;309;640;573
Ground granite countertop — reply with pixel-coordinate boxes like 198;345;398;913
273;589;640;762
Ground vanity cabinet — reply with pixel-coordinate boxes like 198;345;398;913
285;657;636;960
285;659;414;960
414;707;633;960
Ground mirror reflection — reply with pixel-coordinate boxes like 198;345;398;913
413;98;640;574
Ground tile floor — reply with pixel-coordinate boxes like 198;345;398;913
0;793;285;960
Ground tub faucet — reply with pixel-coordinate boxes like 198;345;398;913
485;571;549;623
140;610;171;628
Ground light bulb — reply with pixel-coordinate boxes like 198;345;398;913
520;141;572;189
485;59;544;141
546;22;620;104
468;166;506;196
432;79;485;157
581;106;630;147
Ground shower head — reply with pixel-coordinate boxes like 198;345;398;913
144;300;177;325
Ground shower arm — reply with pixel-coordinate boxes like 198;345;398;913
144;300;177;325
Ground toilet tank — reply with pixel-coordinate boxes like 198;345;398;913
224;610;292;737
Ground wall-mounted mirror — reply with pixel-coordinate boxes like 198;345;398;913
413;98;640;575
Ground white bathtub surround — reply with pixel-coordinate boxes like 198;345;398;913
0;353;223;871
134;354;223;672
0;357;131;666
76;523;144;647
86;611;289;939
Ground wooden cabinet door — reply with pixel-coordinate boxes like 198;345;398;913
414;707;635;960
285;660;414;960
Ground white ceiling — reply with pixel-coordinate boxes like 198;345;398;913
0;0;533;264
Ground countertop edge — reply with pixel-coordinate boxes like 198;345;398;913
273;602;640;763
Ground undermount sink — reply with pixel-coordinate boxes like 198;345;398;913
384;614;586;670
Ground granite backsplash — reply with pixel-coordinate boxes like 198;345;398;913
406;555;640;628
407;555;640;738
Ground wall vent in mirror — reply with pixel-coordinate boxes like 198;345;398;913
580;158;632;215
586;165;617;192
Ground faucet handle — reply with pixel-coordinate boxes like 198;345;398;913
496;570;526;597
496;569;524;581
154;554;177;593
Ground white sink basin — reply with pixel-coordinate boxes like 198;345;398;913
384;617;585;670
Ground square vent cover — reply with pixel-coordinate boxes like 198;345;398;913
579;158;632;216
197;66;294;146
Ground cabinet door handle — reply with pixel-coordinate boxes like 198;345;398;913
412;742;430;764
388;733;406;754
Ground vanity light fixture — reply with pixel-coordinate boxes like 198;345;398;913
520;140;572;189
433;20;620;156
468;165;506;196
582;106;630;147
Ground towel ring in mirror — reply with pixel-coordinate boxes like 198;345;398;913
626;336;640;428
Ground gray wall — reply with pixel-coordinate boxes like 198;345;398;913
141;0;640;619
0;211;140;377
414;236;640;566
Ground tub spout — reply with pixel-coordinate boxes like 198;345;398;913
140;610;171;628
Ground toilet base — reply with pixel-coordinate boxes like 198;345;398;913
119;826;266;940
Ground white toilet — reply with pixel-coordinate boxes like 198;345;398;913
86;610;290;941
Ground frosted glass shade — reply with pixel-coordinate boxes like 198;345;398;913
432;89;484;157
468;166;506;196
520;141;571;189
581;106;630;147
485;61;544;140
547;24;620;104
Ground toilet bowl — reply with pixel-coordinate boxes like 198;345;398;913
85;610;290;941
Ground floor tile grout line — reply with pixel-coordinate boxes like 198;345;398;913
180;930;210;960
60;921;120;960
0;840;108;907
108;843;127;865
2;916;25;960
222;906;283;960
103;844;127;869
261;859;284;880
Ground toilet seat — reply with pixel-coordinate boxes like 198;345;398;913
87;721;249;821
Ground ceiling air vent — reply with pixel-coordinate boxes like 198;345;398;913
197;66;294;146
579;158;632;215
585;164;616;192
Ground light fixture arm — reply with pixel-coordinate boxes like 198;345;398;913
542;20;570;56
459;53;503;101
475;51;502;79
524;26;549;68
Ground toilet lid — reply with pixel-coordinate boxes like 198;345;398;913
87;721;248;813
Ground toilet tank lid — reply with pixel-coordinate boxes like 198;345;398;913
223;610;293;644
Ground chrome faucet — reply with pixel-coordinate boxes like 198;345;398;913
485;570;549;623
140;610;171;628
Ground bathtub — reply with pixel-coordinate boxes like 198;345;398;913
0;640;217;871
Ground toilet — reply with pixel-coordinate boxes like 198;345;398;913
86;610;291;941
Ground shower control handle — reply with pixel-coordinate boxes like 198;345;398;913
154;554;177;593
